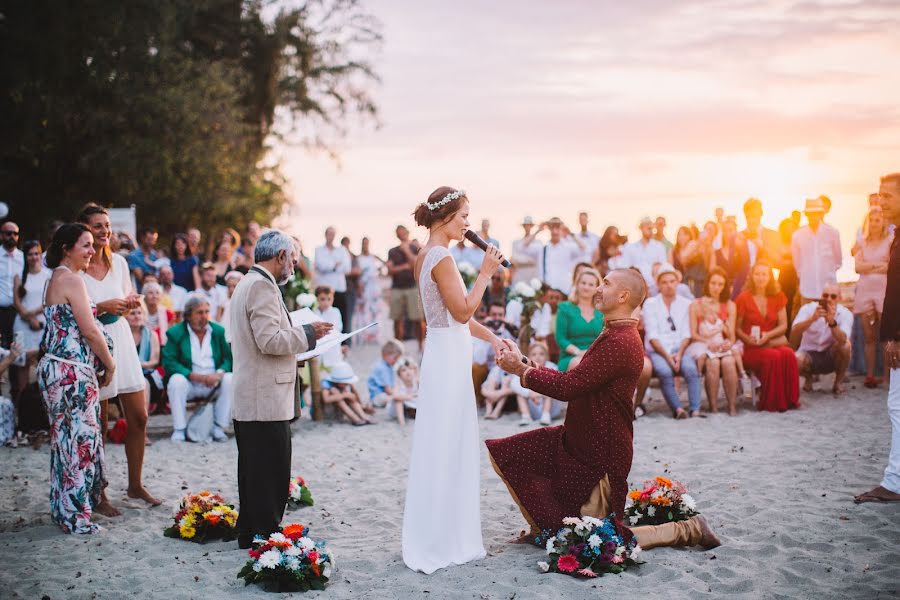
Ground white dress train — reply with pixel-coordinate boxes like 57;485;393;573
402;246;485;573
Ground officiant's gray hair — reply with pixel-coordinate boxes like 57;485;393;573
254;229;294;263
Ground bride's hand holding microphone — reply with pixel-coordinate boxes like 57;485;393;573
477;243;505;279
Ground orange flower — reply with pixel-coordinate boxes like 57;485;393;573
651;496;672;506
282;523;306;539
655;476;673;488
628;490;642;501
206;513;221;525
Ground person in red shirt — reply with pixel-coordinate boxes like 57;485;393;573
488;268;719;550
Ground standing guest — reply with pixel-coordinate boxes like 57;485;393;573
0;221;24;349
735;261;799;412
791;197;842;306
229;230;331;547
622;217;668;294
38;223;116;533
777;215;801;326
855;171;900;504
127;227;160;287
653;216;674;263
686;268;742;415
140;282;173;345
234;238;255;270
220;271;243;343
126;305;164;417
854;206;894;387
78;203;159;510
212;238;236;286
169;233;200;291
644;264;702;418
673;226;708;299
14;240;51;395
593;226;627;276
538;217;585;295
741;198;782;268
314;226;352;334
354;237;382;344
386;226;424;350
187;228;204;262
313;285;343;367
158;265;188;320
575;211;601;264
510;341;563;426
162;295;234;442
711;218;750;300
510;216;542;284
555;268;604;371
366;338;404;409
341;236;361;338
450;238;482;272
197;262;228;322
790;283;853;394
478;219;500;248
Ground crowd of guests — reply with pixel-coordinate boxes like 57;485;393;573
1;173;898;533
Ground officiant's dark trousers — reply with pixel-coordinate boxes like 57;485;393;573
234;420;291;546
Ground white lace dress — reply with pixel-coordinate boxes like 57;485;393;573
402;246;486;573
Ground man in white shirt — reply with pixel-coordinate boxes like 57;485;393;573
538;217;585;295
790;283;852;395
510;216;543;284
314;226;352;333
643;264;702;418
450;238;482;271
791;197;842;305
158;265;188;318
653;216;674;263
478;219;500;249
574;211;600;264
197;262;228;322
0;221;23;349
623;217;668;295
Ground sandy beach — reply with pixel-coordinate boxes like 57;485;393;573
1;338;898;600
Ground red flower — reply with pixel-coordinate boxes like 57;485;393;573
308;550;319;564
282;523;306;540
557;554;579;573
248;550;261;559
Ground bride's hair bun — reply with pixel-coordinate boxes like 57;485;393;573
413;186;467;228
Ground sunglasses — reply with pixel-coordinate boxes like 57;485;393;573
666;316;677;332
821;293;838;300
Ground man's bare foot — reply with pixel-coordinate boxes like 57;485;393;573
696;515;721;549
127;487;162;507
95;499;121;517
508;529;539;544
802;378;813;393
832;381;846;395
854;485;900;504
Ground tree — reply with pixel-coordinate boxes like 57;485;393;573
0;0;380;241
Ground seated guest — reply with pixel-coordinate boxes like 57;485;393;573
169;233;200;291
158;265;188;320
511;341;563;426
221;271;243;343
313;285;343;367
127;227;160;287
481;363;517;421
322;361;375;425
197;262;228;321
162;295;233;442
735;261;800;412
366;338;404;408
141;281;174;345
644;264;702;418
790;283;853;394
126;305;165;417
483;269;509;308
389;357;419;426
556;268;604;371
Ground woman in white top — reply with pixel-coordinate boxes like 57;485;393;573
13;240;52;393
78;203;160;510
402;186;504;574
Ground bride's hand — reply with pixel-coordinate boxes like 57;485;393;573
478;245;505;278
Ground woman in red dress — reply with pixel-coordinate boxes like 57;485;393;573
735;261;800;411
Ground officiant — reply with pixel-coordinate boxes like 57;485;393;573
229;230;332;549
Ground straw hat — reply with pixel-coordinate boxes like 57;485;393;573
325;362;358;384
803;197;826;213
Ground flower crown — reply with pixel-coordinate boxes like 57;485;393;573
424;189;465;211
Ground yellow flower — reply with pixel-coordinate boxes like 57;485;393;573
180;526;196;539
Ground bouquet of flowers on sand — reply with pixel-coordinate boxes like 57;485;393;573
458;262;478;289
624;475;699;526
163;491;238;543
238;524;334;593
538;515;641;578
287;475;314;509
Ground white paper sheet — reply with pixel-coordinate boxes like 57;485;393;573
296;322;379;362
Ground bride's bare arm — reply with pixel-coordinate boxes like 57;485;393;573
431;247;504;324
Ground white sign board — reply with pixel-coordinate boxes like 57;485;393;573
108;206;137;240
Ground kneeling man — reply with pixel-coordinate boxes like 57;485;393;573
487;268;719;551
163;294;234;442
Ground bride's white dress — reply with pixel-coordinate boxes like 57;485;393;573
402;245;486;573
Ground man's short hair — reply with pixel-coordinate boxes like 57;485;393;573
254;229;294;263
382;338;404;356
610;268;647;309
488;300;506;312
315;285;334;297
182;294;210;318
743;197;763;215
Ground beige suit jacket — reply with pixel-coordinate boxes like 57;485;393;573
230;266;315;422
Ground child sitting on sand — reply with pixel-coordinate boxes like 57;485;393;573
510;341;563;426
322;362;376;426
481;363;517;421
388;357;419;425
366;338;404;408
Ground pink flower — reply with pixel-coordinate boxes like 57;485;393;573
612;555;624;564
557;554;579;573
577;567;597;578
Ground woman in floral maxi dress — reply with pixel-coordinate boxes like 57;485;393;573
38;224;116;534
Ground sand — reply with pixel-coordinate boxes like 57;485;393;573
1;338;898;600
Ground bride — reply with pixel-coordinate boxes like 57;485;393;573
402;187;506;573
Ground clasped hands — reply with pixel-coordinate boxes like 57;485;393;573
495;339;530;377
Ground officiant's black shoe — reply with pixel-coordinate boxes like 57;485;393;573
238;536;253;550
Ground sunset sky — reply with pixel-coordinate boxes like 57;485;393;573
276;0;900;281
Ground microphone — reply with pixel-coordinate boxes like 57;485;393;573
464;230;511;268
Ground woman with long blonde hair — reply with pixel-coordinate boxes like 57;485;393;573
555;267;604;371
